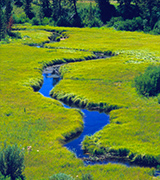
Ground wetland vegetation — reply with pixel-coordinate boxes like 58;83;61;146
0;0;160;179
0;24;160;179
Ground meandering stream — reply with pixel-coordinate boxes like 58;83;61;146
38;62;160;176
34;42;160;177
39;73;109;158
39;68;133;166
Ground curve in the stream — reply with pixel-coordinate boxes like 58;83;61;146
38;63;160;176
39;70;134;166
36;44;160;176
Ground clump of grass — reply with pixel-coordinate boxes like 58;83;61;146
81;173;93;180
49;173;75;180
1;24;160;179
50;90;121;112
134;65;160;96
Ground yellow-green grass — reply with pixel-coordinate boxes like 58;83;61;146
46;26;160;165
0;26;159;179
51;55;160;165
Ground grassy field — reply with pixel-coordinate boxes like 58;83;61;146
0;25;160;179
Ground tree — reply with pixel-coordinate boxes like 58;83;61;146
23;0;34;19
40;0;52;17
117;0;138;19
0;0;13;39
134;0;160;28
67;0;81;27
52;0;62;21
14;0;23;7
117;0;132;7
5;0;13;29
0;0;5;40
68;0;78;16
0;143;25;180
1;0;6;7
95;0;116;23
51;0;80;26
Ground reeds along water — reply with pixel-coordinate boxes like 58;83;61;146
39;71;110;159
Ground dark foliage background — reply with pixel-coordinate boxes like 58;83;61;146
0;0;160;40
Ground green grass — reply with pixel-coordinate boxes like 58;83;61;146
0;25;159;179
51;54;160;166
47;26;160;166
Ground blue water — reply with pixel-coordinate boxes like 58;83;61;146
39;73;110;159
38;71;160;172
39;73;60;97
64;105;109;158
38;72;139;167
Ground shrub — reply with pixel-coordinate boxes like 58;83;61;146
56;16;71;27
114;17;143;31
31;17;40;25
0;143;25;180
49;173;75;180
12;13;29;24
151;20;160;35
134;65;160;96
106;16;123;27
41;17;51;26
8;31;21;39
48;33;61;42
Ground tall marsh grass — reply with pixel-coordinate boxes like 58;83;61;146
0;25;160;179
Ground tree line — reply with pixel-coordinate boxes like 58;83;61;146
0;0;13;40
0;0;160;40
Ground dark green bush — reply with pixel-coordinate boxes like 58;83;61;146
151;20;160;35
114;17;143;31
31;17;40;25
41;17;52;25
134;65;160;96
106;16;123;27
0;143;25;180
8;31;21;39
56;15;71;27
49;173;75;180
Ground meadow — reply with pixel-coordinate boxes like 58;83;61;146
0;25;160;179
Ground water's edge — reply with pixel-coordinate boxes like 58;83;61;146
39;66;133;167
37;50;159;175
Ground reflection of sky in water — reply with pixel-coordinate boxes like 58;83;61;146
39;73;134;167
39;74;60;97
39;73;109;159
64;105;109;159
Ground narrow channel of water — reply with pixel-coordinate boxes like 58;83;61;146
37;45;159;175
38;66;160;178
39;72;133;166
39;73;109;158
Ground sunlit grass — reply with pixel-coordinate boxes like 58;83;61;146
0;25;159;179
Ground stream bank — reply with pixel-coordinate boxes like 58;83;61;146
37;47;159;175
